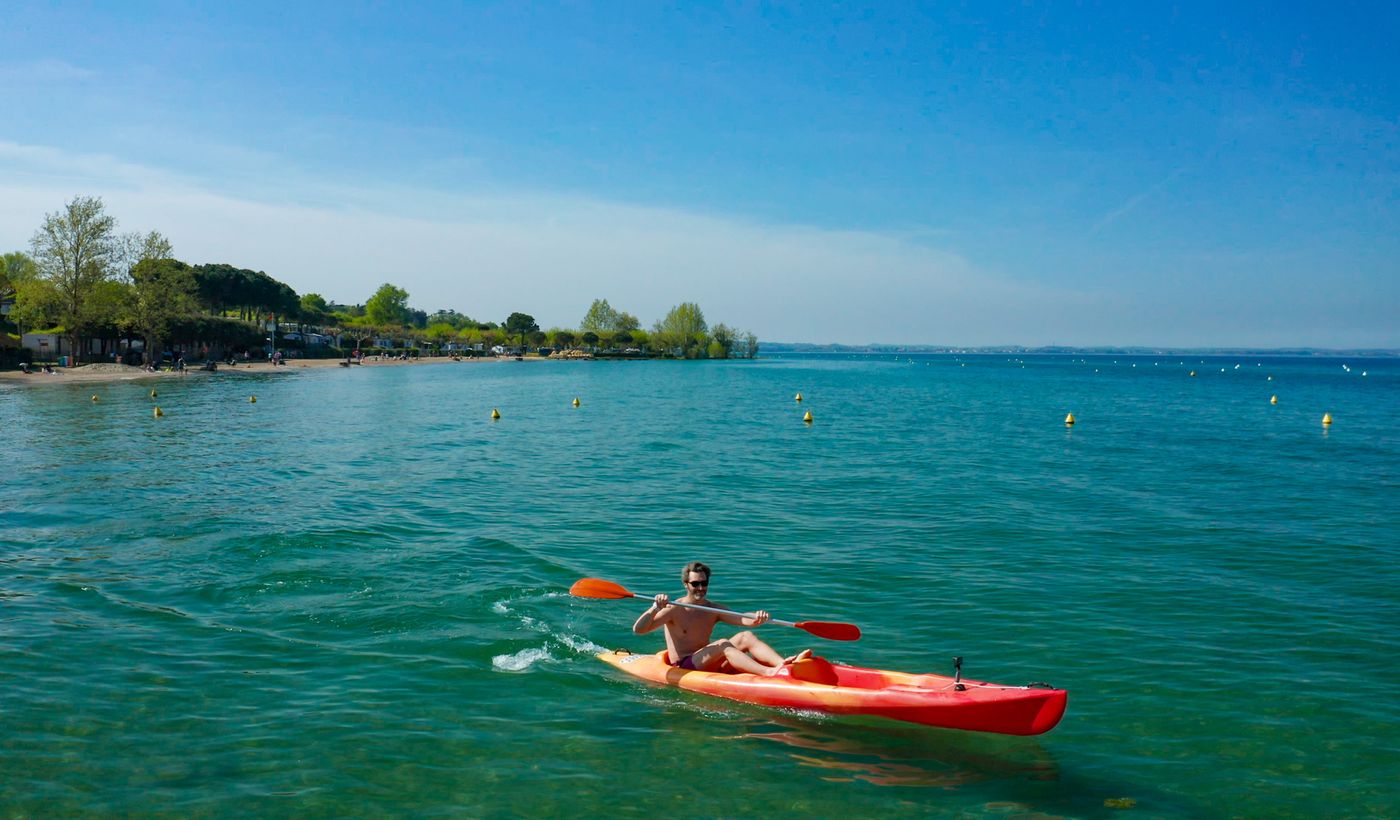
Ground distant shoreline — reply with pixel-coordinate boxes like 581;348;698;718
0;354;531;387
764;344;1400;357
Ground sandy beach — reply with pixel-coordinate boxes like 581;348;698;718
0;355;525;386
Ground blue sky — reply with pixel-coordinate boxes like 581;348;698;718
2;2;1396;346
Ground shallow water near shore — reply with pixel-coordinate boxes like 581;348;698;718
2;353;1397;817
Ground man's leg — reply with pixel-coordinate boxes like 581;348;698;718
729;631;785;668
690;639;782;677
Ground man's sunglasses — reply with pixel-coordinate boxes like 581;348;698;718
686;580;708;588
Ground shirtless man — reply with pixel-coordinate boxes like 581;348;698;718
632;561;810;677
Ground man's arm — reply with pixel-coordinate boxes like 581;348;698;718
633;593;673;634
716;607;770;628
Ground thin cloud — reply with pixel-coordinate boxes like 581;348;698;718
0;141;1140;346
1088;166;1188;237
0;59;96;84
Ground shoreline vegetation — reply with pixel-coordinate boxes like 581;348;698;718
1;196;759;374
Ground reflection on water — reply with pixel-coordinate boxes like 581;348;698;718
736;714;1058;789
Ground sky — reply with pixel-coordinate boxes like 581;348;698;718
2;2;1397;347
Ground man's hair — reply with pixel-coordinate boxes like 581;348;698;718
681;561;711;581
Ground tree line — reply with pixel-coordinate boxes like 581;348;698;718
1;196;759;364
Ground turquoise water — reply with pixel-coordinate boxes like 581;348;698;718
2;354;1396;817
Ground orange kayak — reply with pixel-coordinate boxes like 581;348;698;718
598;650;1066;736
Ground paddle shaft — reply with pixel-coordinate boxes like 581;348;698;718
640;593;799;628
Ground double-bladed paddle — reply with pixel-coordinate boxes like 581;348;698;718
569;577;861;641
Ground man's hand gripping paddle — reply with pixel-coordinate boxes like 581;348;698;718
568;577;861;641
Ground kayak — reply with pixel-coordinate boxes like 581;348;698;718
597;649;1067;736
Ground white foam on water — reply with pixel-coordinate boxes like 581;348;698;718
491;601;509;615
492;646;554;672
558;633;607;654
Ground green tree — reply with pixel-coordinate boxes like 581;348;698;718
654;302;707;357
616;311;640;332
117;230;174;281
1;252;40;335
299;293;331;325
710;323;736;359
425;322;457;349
126;258;198;366
365;284;410;326
30;196;121;363
580;298;620;333
504;312;538;349
554;329;576;348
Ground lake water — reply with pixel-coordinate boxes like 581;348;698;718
2;353;1396;817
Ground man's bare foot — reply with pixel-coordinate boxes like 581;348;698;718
783;649;814;664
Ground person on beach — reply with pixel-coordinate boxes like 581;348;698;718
633;561;811;677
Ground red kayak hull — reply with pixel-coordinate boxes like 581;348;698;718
598;650;1066;736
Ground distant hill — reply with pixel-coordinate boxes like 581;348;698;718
761;343;1400;357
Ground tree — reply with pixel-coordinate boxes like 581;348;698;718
580;298;620;333
710;323;736;359
299;293;331;326
30;196;121;363
581;330;599;349
554;329;576;348
126;258;198;365
1;251;39;295
117;230;174;281
425;322;457;348
616;311;641;332
365;283;410;326
743;331;759;359
1;252;39;335
429;309;476;329
504;312;538;349
654;302;707;357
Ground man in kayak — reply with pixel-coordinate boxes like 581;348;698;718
632;561;810;677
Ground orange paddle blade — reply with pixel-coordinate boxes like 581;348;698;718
795;621;862;641
569;578;637;600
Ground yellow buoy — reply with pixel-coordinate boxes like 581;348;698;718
802;411;813;423
149;389;157;398
91;395;99;402
249;395;257;403
1064;413;1075;426
1270;395;1278;405
153;406;164;418
491;408;501;420
1322;413;1332;426
572;397;580;408
795;392;803;402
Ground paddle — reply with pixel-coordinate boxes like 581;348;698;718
569;577;861;641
